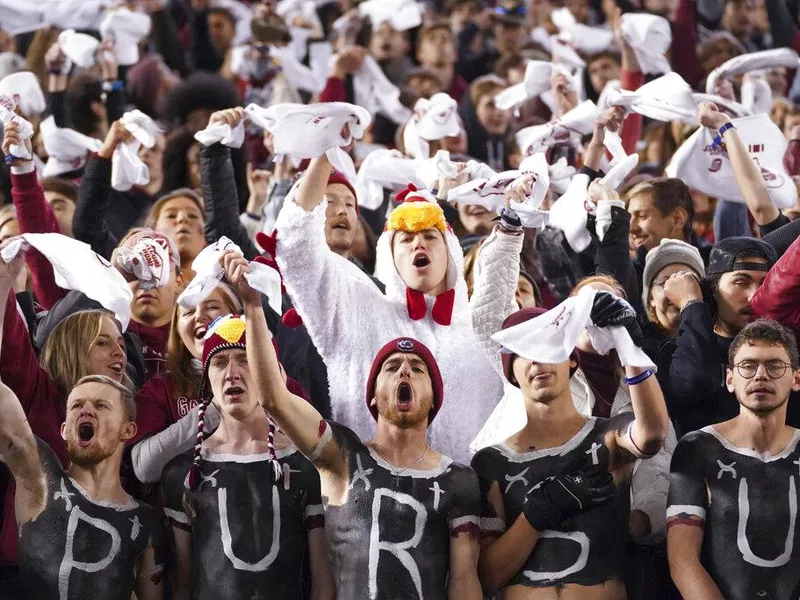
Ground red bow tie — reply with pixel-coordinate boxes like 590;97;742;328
406;288;456;326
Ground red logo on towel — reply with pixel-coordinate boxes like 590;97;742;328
709;158;722;173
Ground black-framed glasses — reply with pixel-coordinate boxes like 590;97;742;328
733;360;793;379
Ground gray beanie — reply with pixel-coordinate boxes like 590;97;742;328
642;239;705;309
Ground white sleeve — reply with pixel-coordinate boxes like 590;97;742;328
469;227;524;376
130;403;220;483
629;424;678;544
274;197;384;358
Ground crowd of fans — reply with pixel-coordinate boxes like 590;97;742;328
1;0;800;598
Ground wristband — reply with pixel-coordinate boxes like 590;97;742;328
245;211;262;221
625;369;654;386
711;122;735;149
102;80;124;93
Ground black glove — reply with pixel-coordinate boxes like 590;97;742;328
522;464;615;532
590;291;637;330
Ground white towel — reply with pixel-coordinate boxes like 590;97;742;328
99;7;151;66
446;153;550;229
548;157;576;195
114;234;171;291
548;172;591;252
351;55;413;125
358;0;422;31
551;35;587;69
194;121;245;148
551;8;614;54
39;116;102;177
516;100;598;155
254;102;370;172
58;29;99;69
692;93;751;118
271;45;325;95
494;61;576;111
665;112;797;209
619;13;671;75
607;72;698;124
111;110;162;192
492;285;656;369
740;72;773;116
0;233;133;330
599;130;639;190
0;97;34;160
355;149;433;210
0;71;45;117
178;236;283;316
706;48;800;95
402;93;461;159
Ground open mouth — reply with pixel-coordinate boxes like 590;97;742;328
194;326;207;340
108;362;123;375
397;382;413;410
330;217;351;231
78;422;95;447
412;254;431;269
224;386;245;400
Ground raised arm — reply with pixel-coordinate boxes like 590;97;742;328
0;255;47;525
72;122;135;259
589;293;669;458
698;102;780;226
2;119;66;309
221;250;345;475
199;110;260;259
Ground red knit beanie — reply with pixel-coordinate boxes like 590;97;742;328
500;307;580;387
327;169;358;211
365;338;444;422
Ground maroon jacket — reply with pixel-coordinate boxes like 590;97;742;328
752;233;800;335
10;169;67;310
0;290;67;566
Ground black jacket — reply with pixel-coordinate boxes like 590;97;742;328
73;156;156;259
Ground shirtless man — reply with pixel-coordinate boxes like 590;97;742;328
0;319;164;600
472;301;669;599
161;313;333;599
219;249;483;598
668;319;800;600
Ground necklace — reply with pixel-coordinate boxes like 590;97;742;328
374;444;429;486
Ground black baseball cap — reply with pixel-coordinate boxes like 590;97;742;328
492;0;527;25
707;237;777;277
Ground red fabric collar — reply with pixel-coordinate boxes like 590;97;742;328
405;288;455;326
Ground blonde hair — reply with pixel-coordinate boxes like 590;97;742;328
463;236;487;299
41;310;132;393
570;274;627;299
166;286;242;399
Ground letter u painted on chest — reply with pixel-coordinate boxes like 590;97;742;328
737;476;797;568
218;485;281;572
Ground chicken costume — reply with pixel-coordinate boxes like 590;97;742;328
274;184;503;462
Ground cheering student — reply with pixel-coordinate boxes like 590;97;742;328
218;249;483;599
668;319;800;600
161;313;333;599
472;299;668;597
0;254;164;599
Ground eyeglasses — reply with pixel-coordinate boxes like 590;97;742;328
733;360;793;379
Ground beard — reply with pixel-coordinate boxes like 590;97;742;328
742;392;788;416
66;438;115;466
376;395;433;429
